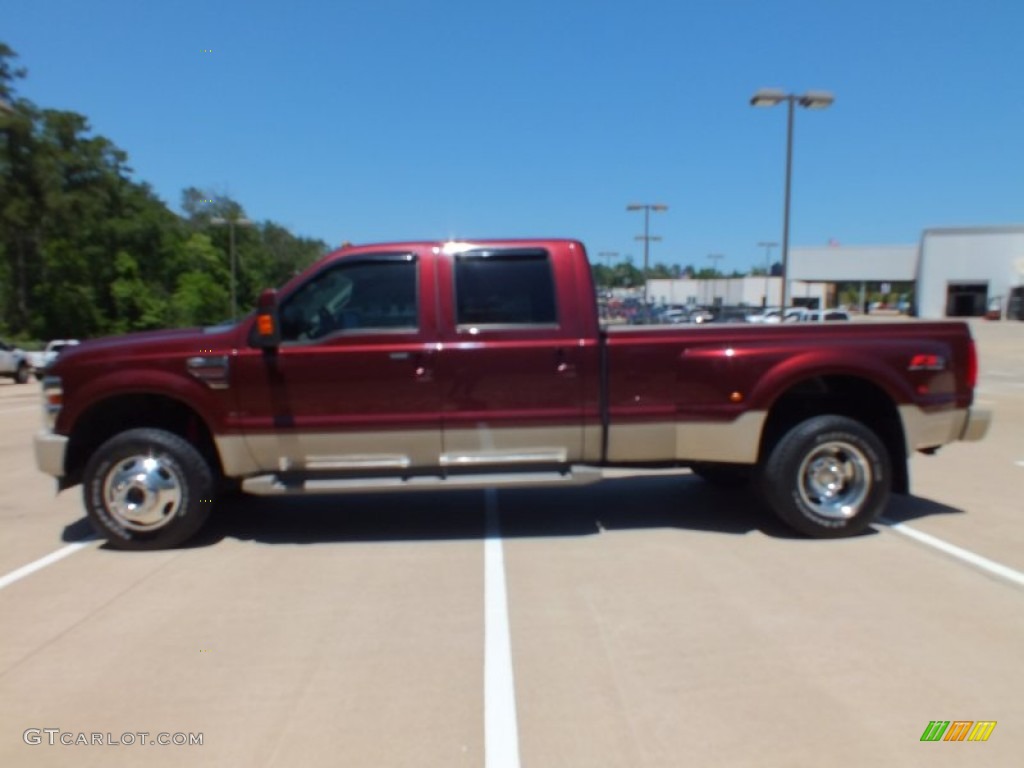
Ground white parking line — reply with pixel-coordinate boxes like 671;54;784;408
880;519;1024;588
1015;460;1024;468
0;538;97;591
484;489;521;768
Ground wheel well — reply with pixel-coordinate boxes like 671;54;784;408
759;376;909;493
63;395;222;488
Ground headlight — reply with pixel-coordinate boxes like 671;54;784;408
41;375;63;430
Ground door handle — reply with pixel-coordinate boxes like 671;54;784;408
555;349;575;375
413;352;433;380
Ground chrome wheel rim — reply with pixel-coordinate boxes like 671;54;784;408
797;441;871;520
102;454;183;531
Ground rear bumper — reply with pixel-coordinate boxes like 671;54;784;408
959;405;992;442
34;431;68;478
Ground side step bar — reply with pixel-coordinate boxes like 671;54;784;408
241;466;605;496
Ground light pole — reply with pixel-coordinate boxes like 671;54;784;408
210;216;255;320
707;253;724;305
750;89;834;309
757;240;778;307
627;203;668;309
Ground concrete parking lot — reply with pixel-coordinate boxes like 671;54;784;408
1;319;1021;767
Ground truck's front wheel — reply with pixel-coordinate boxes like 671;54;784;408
760;415;890;538
83;428;214;550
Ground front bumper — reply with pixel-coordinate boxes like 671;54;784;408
959;405;992;442
34;431;68;478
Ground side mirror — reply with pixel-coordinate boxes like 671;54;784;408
252;289;281;348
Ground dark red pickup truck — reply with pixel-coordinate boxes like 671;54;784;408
34;239;990;549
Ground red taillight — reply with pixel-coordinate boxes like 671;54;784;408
908;353;945;371
966;338;978;391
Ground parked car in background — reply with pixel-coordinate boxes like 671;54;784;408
745;308;781;323
747;307;809;323
658;308;690;324
27;339;80;377
714;307;751;323
0;338;31;384
758;307;811;323
801;310;851;322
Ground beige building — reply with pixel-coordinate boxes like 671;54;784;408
643;227;1024;319
646;275;828;309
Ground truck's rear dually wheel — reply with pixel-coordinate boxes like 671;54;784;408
760;415;891;538
83;428;214;550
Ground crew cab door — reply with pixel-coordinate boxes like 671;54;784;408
231;251;442;472
435;245;587;466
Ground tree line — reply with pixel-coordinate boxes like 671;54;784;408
0;43;328;342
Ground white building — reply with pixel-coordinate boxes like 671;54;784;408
788;245;917;284
646;276;828;309
916;227;1024;318
786;228;1024;318
644;226;1024;319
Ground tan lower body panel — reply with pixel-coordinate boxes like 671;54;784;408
440;424;588;465
219;416;766;476
605;411;766;464
218;425;590;476
34;430;69;478
217;407;984;478
898;405;989;451
217;431;442;475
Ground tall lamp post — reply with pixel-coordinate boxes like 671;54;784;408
627;203;668;309
757;240;778;307
211;216;255;321
750;89;834;309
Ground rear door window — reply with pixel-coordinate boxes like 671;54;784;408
453;249;557;327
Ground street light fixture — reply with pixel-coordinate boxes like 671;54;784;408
210;216;255;321
750;88;834;309
626;203;668;311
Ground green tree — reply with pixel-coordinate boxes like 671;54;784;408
172;271;230;327
0;43;329;339
108;251;169;332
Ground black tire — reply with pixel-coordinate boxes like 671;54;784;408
15;363;30;384
82;428;214;550
690;462;752;486
759;415;890;538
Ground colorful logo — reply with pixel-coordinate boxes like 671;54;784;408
920;721;996;742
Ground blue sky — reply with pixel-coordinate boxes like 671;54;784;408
6;0;1023;273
